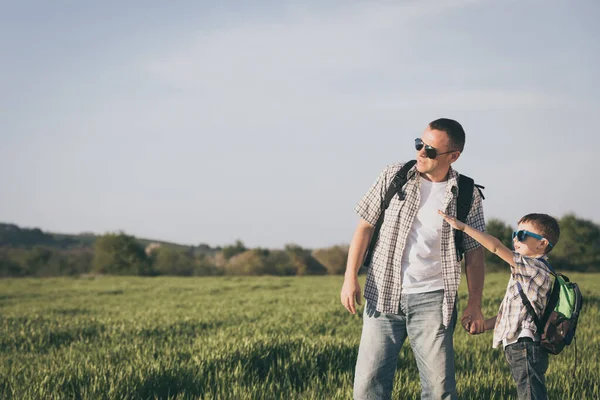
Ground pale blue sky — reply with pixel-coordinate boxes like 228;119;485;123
1;0;598;248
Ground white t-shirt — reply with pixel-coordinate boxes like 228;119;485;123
400;177;446;293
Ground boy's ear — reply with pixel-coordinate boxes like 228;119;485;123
450;151;461;163
540;239;551;253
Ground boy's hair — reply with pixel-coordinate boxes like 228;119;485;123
518;213;560;253
429;118;466;152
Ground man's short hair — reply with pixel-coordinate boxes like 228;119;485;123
429;118;465;152
518;213;561;254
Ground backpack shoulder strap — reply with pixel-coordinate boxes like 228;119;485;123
538;257;557;275
475;183;485;200
363;160;416;267
517;258;561;333
456;174;474;222
455;174;475;261
516;281;545;333
536;258;562;325
383;160;416;208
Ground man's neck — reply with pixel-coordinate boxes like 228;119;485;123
421;168;451;183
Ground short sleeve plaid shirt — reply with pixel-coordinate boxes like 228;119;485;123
355;162;486;328
492;253;554;348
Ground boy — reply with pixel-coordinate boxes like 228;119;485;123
438;210;560;400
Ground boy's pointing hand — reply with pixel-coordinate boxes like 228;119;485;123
438;210;467;231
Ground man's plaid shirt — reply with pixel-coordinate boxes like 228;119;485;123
492;253;554;348
355;162;485;328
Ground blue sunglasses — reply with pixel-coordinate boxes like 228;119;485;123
512;230;553;248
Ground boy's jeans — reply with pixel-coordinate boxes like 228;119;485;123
504;339;549;400
353;290;457;400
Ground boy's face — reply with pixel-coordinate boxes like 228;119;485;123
513;221;548;257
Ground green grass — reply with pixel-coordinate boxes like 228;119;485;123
1;273;598;399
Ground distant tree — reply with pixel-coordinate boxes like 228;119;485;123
23;246;54;275
63;249;93;275
222;245;327;276
152;247;196;276
0;248;25;277
222;240;247;259
195;243;220;257
312;245;349;275
284;244;327;276
92;232;152;276
0;223;83;249
551;214;600;271
212;251;228;268
195;253;223;276
36;249;73;277
483;218;514;271
0;246;90;277
225;249;267;275
197;243;213;252
0;224;52;247
264;250;296;276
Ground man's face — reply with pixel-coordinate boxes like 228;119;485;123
415;127;459;178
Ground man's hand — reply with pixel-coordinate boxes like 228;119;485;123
340;276;362;314
461;302;485;334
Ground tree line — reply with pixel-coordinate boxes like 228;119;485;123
0;213;598;278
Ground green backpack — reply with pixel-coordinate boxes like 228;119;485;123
517;258;583;355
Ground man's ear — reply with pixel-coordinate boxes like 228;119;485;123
450;151;461;163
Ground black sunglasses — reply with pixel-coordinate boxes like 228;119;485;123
415;138;457;159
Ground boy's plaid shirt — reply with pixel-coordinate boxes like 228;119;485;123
492;253;554;348
355;162;485;328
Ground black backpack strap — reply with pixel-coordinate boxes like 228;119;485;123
517;258;561;334
363;160;416;267
385;160;417;206
537;258;561;326
474;184;485;200
455;174;475;261
516;281;545;333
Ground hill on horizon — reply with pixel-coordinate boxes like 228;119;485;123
0;222;210;253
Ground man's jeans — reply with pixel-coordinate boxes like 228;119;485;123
354;290;457;400
504;340;549;400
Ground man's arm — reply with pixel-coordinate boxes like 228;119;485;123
462;246;486;334
340;219;375;314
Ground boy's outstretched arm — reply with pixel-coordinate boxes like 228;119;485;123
438;210;516;267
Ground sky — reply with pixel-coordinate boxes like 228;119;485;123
1;0;599;249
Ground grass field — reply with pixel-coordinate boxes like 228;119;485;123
1;272;598;399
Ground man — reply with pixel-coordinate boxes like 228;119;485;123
340;118;486;399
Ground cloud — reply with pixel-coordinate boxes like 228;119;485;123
141;1;490;92
23;0;594;145
134;0;592;133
